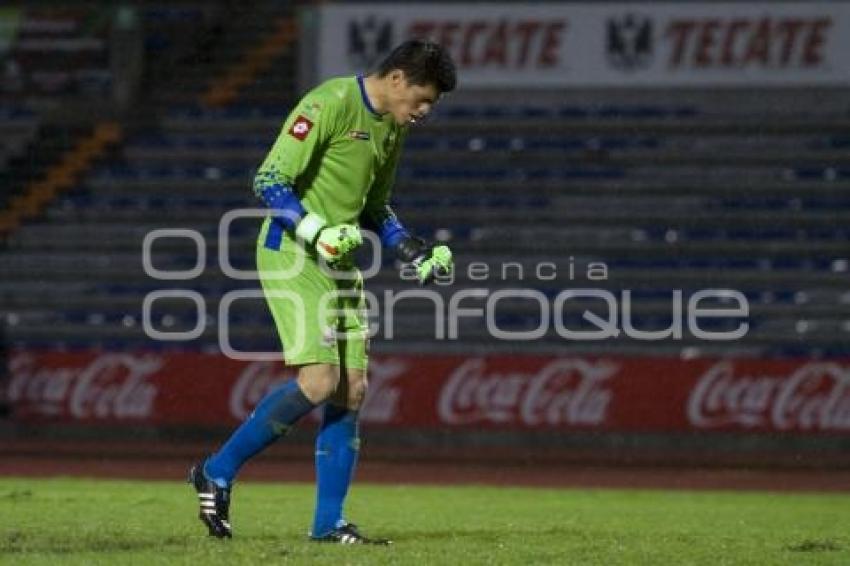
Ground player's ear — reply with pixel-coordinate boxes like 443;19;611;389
389;69;405;88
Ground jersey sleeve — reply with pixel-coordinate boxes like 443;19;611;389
361;128;411;249
255;92;344;189
252;91;345;229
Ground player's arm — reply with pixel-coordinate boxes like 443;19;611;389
361;133;452;285
253;95;361;261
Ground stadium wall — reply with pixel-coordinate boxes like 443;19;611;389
4;350;850;467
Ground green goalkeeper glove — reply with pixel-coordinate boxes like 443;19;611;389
296;212;362;264
413;244;453;285
315;224;362;264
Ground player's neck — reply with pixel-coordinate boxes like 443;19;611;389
362;75;388;115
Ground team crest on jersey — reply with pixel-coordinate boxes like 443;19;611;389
288;115;314;141
348;130;370;141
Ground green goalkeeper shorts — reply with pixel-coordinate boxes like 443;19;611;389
256;233;369;371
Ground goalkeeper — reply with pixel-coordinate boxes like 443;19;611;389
189;40;457;544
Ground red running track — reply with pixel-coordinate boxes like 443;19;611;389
2;439;849;492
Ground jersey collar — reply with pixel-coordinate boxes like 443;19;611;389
356;75;382;117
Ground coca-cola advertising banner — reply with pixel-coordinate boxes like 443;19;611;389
6;351;850;434
310;2;850;87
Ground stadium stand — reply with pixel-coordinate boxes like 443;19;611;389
0;6;111;103
1;2;849;361
0;107;37;170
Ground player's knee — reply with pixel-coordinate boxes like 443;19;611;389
296;364;340;403
347;372;368;410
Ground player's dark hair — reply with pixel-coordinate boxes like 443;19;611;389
376;39;457;93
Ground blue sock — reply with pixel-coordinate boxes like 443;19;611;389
311;404;360;537
205;380;314;487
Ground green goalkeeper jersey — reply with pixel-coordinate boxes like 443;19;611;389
254;75;407;250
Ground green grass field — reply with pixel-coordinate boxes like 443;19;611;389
0;478;848;565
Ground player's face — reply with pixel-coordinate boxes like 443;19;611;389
386;70;440;126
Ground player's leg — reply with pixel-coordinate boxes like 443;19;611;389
311;363;366;539
190;363;338;538
312;360;389;544
190;240;339;538
205;239;340;481
204;363;338;485
311;273;389;544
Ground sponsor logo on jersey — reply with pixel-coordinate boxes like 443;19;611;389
288;115;314;141
348;130;370;141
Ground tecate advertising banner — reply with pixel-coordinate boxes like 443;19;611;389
7;351;850;434
314;2;850;87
